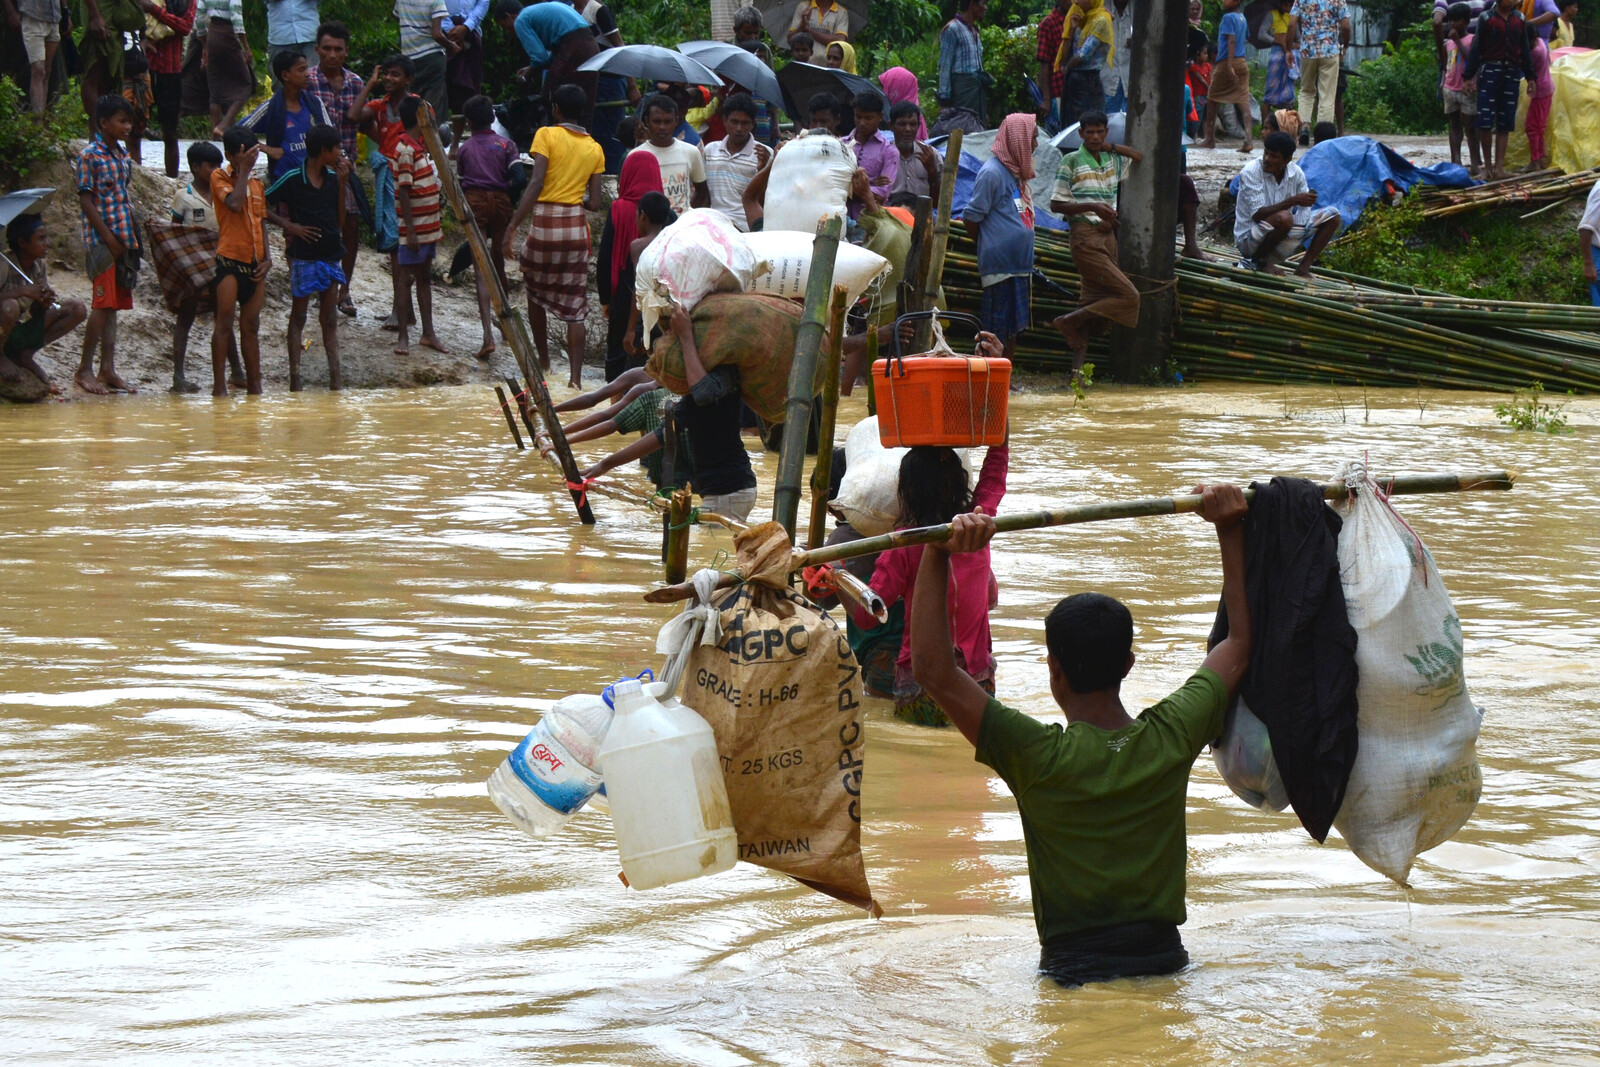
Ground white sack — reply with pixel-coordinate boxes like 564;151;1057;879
635;208;757;340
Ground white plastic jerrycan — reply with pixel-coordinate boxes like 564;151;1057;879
486;694;612;838
597;678;737;889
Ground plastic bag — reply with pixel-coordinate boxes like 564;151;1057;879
761;130;855;235
634;208;758;341
1212;698;1290;812
1330;461;1484;884
831;417;972;536
744;231;890;309
675;522;880;914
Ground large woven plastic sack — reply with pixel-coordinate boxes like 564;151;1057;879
1330;462;1483;884
762;130;854;234
745;231;891;309
635;208;757;341
832;417;974;536
645;292;819;424
1212;698;1290;812
676;522;880;914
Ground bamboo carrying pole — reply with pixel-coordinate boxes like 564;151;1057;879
493;385;525;449
912;129;962;354
772;216;844;539
663;487;693;585
806;284;849;550
642;470;1515;605
415;105;595;524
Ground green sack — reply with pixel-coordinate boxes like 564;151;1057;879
646;293;819;426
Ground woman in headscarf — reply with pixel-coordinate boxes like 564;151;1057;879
596;151;665;380
878;66;928;140
962;113;1037;360
825;40;858;72
1057;0;1114;127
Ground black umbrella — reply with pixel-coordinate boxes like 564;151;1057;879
677;41;784;110
577;45;724;87
776;61;874;127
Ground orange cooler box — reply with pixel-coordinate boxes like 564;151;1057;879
873;312;1010;448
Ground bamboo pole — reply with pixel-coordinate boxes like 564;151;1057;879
643;471;1514;604
913;129;962;353
795;471;1516;568
663;487;692;584
899;194;933;319
415;104;595;524
493;385;525;449
807;284;849;550
772;215;844;540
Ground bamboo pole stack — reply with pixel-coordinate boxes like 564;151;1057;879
938;227;1600;392
1416;167;1600;219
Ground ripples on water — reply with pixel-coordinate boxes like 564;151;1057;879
1;386;1596;1065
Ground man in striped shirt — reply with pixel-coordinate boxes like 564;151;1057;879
393;96;447;355
702;94;770;231
1047;109;1141;377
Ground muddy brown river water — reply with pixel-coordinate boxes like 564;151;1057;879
2;384;1597;1065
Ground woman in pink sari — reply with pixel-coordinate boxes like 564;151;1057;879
878;66;928;140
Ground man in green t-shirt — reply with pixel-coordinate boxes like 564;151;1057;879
908;484;1251;987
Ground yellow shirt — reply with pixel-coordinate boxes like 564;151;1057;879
531;124;604;205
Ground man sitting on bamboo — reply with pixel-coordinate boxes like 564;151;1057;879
1233;131;1340;276
908;483;1251;987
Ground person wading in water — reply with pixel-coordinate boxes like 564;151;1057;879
908;484;1252;987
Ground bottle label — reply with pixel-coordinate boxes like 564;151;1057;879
509;725;605;815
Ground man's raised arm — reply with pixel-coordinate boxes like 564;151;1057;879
909;509;997;747
1197;484;1251;697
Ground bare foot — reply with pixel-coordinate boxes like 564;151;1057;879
1197;138;1216;149
1050;313;1085;352
1263;263;1287;276
1182;245;1207;261
75;368;111;395
475;342;496;360
1294;264;1315;278
98;370;136;393
1238;142;1253;154
212;385;229;397
229;374;248;389
170;378;201;394
393;342;411;354
419;335;448;354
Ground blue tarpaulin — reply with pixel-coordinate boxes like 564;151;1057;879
1297;136;1475;231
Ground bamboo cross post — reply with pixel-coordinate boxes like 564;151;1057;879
663;487;693;584
494;385;525;449
913;129;962;354
643;471;1516;605
503;374;539;442
806;284;849;550
772;215;844;540
415;104;595;524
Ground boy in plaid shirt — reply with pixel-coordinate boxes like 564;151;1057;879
75;94;141;395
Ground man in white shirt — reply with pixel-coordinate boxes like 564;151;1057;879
1579;174;1600;306
1233;131;1340;275
631;93;709;214
701;93;770;230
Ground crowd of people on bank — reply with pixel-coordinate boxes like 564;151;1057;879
0;0;1595;401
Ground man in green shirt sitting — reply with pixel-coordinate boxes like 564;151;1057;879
908;485;1251;986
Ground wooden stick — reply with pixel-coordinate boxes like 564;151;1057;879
663;487;692;584
794;471;1517;569
503;375;539;442
807;284;848;550
772;216;844;540
913;129;962;354
416;104;595;524
645;470;1513;604
494;385;525;449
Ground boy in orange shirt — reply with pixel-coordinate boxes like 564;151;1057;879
210;127;272;396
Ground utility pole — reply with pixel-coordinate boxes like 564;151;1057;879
1110;0;1188;380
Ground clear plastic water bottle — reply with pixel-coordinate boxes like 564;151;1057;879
486;694;613;838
